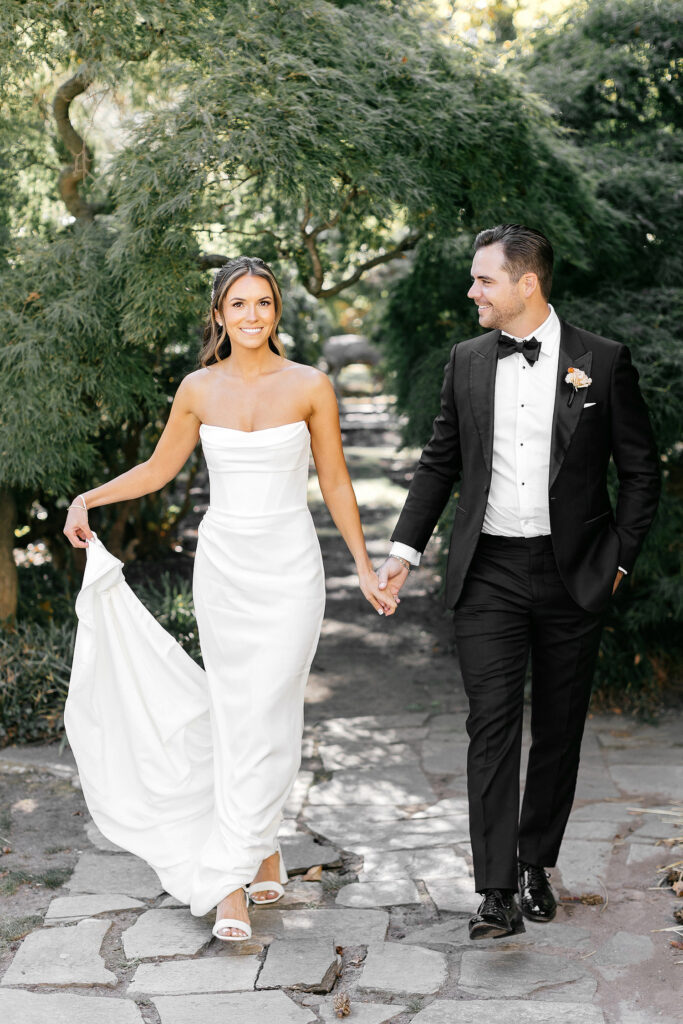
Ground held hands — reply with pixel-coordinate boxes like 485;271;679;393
358;568;398;616
376;556;411;605
63;498;93;549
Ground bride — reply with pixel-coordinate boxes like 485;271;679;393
63;255;396;941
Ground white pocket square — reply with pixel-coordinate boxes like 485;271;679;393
583;402;597;408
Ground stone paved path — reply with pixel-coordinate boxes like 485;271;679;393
1;391;682;1023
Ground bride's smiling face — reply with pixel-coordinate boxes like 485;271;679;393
215;273;276;350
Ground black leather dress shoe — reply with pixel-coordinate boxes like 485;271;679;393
468;889;525;940
518;862;557;922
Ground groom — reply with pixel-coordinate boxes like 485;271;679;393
379;224;660;940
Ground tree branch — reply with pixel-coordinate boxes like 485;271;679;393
313;231;422;298
300;199;326;295
53;71;105;221
197;253;230;270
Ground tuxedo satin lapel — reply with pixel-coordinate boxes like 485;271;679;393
469;331;499;472
550;324;593;489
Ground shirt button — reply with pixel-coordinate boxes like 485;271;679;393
521;404;525;408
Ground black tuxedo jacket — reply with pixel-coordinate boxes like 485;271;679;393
391;319;661;613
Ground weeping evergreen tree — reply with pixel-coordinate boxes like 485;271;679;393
0;0;602;621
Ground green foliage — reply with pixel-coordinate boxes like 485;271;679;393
130;573;202;664
0;620;75;746
0;222;156;492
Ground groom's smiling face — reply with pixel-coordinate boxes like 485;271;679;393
468;243;527;332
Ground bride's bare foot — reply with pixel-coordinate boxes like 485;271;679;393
214;887;250;939
249;851;283;903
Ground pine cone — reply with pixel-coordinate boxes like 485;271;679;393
333;991;351;1017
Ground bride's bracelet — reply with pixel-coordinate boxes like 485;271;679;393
392;554;412;571
68;495;88;512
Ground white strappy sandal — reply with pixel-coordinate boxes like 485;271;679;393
246;845;288;906
212;886;252;942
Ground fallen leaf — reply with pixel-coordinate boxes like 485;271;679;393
303;865;323;881
560;893;604;906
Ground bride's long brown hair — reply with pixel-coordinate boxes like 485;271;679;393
199;256;285;366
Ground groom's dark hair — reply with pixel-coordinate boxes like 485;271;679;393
474;224;554;300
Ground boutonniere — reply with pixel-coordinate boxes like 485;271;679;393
565;366;592;407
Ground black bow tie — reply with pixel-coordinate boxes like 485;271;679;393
498;335;541;366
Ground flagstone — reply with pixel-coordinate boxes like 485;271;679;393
626;843;664;866
1;919;115;987
424;877;480;913
458;950;596;1000
336;880;421;908
280;908;389;946
284;771;314;817
280;834;341;871
256;938;340;991
563;820;620;841
626;818;681;841
569;801;634;822
573;767;620;802
316;816;470;854
358;943;448;995
152;990;317;1024
67;851;164;898
420;736;469;775
122;909;211;959
317;713;430;742
609;765;683;801
556;840;614;892
411;1000;605;1023
0;990;144;1024
318;741;419;771
45;893;145;923
307;766;436;808
128;956;259;995
359;846;469;881
411;797;469;817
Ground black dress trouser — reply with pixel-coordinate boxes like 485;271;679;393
453;533;604;892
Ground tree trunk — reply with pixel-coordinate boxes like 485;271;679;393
0;487;18;624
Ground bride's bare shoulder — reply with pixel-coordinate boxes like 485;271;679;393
282;360;331;389
178;366;213;391
281;361;334;407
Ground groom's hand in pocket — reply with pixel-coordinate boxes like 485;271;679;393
377;557;410;604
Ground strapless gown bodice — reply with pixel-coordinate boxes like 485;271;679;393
200;420;310;516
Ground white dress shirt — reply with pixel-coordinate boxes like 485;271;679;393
481;304;559;537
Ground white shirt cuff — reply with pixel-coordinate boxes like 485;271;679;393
391;542;421;566
618;566;628;575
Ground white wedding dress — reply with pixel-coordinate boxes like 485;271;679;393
65;420;325;916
